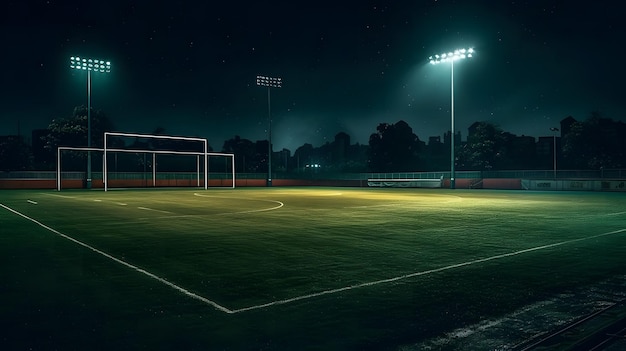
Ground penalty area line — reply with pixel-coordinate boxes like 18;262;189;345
0;203;234;314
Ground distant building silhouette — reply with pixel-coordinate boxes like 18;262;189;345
560;116;576;136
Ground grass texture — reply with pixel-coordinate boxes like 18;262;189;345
1;187;625;350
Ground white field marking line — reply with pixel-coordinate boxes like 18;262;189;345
8;198;623;315
229;228;626;314
44;193;112;206
193;193;284;214
131;201;284;222
137;207;173;214
43;193;76;199
42;193;125;206
0;203;234;314
220;202;284;215
27;200;38;205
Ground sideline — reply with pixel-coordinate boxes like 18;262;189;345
230;228;626;313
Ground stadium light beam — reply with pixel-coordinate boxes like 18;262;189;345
550;127;559;179
70;56;111;189
429;47;474;189
256;75;282;187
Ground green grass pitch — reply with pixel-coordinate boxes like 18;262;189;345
1;187;625;350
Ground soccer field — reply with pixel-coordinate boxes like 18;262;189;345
1;187;625;350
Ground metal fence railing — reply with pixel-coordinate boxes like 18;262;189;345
2;169;625;181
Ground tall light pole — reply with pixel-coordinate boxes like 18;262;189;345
550;127;559;179
70;56;111;189
429;47;474;189
256;75;282;187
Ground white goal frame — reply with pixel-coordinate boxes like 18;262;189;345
104;132;235;192
56;132;235;191
105;132;209;192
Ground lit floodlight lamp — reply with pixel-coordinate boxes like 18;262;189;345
70;56;111;73
430;47;474;65
256;74;282;186
69;55;112;189
256;75;282;88
427;47;475;189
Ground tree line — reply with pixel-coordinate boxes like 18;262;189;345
1;107;625;172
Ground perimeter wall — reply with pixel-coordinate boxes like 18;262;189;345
1;170;625;192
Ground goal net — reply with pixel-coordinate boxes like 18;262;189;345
56;132;235;191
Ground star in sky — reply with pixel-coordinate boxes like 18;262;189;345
0;1;624;152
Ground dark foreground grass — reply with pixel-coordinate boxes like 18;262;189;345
1;187;625;350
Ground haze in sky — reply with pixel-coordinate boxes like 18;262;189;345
1;1;624;151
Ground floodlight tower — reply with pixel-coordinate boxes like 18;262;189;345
70;56;111;189
550;127;559;179
256;75;282;186
429;47;474;189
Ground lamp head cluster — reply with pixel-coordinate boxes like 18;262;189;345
429;48;474;65
70;56;111;73
256;75;282;88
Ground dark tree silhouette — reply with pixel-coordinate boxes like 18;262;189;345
458;122;507;170
368;120;422;172
43;106;113;149
41;106;115;171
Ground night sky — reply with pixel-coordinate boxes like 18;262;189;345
2;1;625;151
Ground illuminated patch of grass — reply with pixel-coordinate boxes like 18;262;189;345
1;188;625;350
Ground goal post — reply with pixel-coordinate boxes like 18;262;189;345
57;146;105;191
